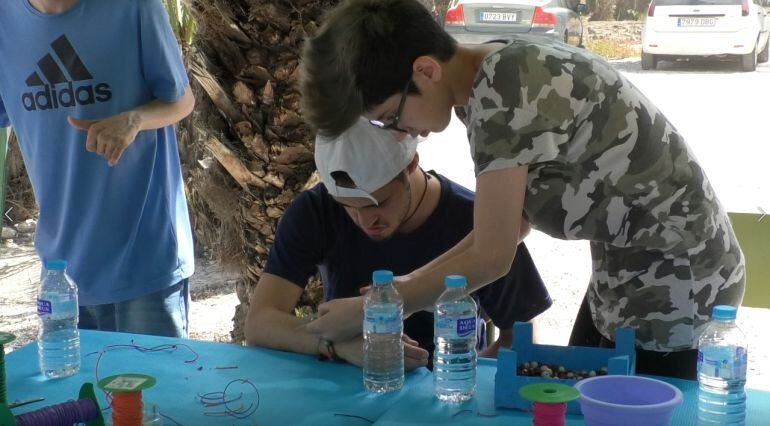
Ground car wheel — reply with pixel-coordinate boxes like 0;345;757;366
741;47;757;72
758;39;769;64
641;52;657;70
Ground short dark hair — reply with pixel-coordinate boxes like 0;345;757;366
300;0;457;138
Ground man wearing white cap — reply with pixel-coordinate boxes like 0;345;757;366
244;119;551;368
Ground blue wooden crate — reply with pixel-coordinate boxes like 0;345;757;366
495;322;636;414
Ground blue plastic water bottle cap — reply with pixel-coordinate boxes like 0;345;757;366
444;275;467;288
372;270;393;285
45;259;67;271
712;305;737;320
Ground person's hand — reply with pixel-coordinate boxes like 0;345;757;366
402;334;429;370
68;112;141;167
305;296;365;342
335;334;429;371
334;335;364;367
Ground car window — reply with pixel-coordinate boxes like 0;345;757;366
655;0;742;5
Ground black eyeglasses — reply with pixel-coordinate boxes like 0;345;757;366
369;79;411;134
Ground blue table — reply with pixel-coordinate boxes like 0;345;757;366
5;331;770;425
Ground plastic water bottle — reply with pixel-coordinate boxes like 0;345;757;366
434;275;478;402
697;305;747;425
363;270;404;393
37;259;80;378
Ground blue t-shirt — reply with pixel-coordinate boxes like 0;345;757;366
0;0;194;305
265;173;552;354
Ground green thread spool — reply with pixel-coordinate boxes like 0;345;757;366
0;332;16;406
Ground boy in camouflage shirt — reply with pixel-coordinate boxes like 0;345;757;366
299;0;745;379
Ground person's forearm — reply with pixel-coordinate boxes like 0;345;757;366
131;85;195;132
396;166;527;317
497;327;513;348
397;231;515;316
479;327;512;358
245;308;324;356
519;218;531;242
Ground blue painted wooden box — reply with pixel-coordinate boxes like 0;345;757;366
495;322;636;414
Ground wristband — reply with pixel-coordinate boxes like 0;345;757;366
317;338;339;362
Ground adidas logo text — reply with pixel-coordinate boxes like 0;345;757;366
23;82;112;111
21;34;112;112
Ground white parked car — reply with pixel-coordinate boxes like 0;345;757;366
641;0;770;71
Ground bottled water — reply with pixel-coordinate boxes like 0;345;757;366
37;259;80;378
363;270;404;393
697;305;747;425
434;275;478;403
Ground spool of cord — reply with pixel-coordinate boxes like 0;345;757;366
4;383;104;426
15;398;99;426
0;332;16;406
111;391;143;426
519;382;580;426
98;373;157;426
531;401;567;426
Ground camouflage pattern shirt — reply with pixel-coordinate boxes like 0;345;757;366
456;37;745;351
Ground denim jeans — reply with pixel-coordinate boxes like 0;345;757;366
78;279;189;338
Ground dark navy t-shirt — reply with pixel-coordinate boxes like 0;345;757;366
265;172;551;354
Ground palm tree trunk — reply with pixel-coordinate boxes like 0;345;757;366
186;0;456;341
184;0;340;341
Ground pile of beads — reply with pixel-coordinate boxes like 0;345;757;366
517;361;608;380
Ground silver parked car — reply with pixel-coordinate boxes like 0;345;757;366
443;0;586;46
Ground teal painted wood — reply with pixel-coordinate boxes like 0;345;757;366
495;321;636;415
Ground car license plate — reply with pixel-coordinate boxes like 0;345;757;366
481;11;517;22
677;17;716;27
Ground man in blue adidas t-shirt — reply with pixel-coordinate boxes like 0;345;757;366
244;120;551;367
0;0;195;336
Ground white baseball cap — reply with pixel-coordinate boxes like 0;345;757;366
315;118;419;204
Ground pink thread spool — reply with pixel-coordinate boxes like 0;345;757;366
519;382;579;426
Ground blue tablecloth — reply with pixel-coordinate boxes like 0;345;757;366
5;330;770;425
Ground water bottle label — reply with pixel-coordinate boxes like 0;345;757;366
698;347;748;380
364;311;401;333
436;315;477;339
37;299;52;315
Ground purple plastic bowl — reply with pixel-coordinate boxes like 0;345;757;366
574;375;683;426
